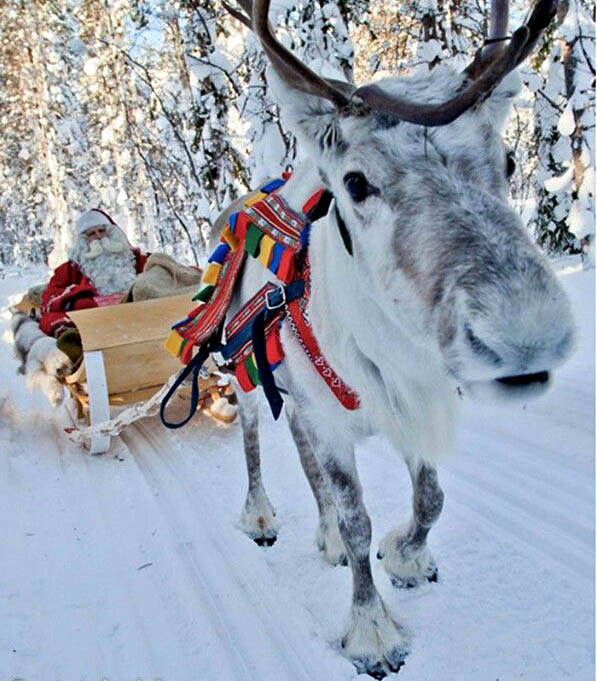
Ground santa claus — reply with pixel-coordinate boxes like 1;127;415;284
40;208;149;338
11;209;236;423
11;209;149;406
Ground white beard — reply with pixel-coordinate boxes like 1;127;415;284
76;232;138;295
86;235;126;258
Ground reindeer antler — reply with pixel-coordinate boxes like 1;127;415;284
223;0;557;126
223;0;352;107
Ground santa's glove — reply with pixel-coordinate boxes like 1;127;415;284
57;328;83;365
25;336;73;407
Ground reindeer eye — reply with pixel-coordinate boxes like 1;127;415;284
344;172;378;203
506;151;516;178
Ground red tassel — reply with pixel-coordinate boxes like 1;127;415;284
236;361;254;393
266;328;284;364
277;249;295;283
180;341;195;365
302;188;325;216
234;212;250;241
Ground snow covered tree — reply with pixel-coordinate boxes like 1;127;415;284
180;0;250;222
0;1;82;266
228;0;359;183
74;0;153;256
0;0;590;268
351;0;489;78
530;0;595;253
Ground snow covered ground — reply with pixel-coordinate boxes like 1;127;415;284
0;261;594;681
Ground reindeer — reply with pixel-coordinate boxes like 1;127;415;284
220;0;575;676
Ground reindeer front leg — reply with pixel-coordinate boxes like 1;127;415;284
237;391;279;546
377;461;444;588
314;440;411;677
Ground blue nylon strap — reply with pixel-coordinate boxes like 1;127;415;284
220;280;305;361
250;280;305;419
252;309;284;419
160;333;222;429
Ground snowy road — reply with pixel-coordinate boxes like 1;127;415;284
1;264;594;681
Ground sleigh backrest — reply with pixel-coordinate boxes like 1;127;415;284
68;294;192;397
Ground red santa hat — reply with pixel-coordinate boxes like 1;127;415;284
76;208;116;235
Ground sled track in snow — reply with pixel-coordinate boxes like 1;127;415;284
446;419;594;585
119;396;593;676
364;407;594;587
119;421;347;681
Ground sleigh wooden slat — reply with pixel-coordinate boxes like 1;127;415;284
64;294;194;453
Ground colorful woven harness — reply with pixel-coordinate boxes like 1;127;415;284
160;174;359;429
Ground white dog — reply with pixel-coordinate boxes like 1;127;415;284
11;312;72;406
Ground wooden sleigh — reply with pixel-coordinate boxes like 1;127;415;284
64;294;236;454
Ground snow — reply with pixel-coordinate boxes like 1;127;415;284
83;57;100;77
544;165;574;193
0;262;594;680
557;103;577;137
568;202;595;239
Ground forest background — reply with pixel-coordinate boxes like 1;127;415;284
0;0;594;270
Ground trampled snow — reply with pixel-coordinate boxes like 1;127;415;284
0;261;594;681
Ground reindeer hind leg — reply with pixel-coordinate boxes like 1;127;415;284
286;409;347;566
237;392;279;546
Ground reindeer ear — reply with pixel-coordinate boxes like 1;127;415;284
266;66;345;155
484;71;522;130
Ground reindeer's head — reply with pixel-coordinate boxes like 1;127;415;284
227;0;575;403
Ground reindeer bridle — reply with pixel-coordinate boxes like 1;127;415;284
223;0;557;126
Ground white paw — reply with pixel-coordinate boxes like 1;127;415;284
238;485;279;546
206;396;238;424
25;338;72;407
316;512;347;566
38;373;65;407
341;596;410;677
44;345;72;378
377;524;438;588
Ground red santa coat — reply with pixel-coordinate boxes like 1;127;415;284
40;248;149;337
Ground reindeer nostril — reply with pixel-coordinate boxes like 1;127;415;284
464;325;502;366
496;371;549;387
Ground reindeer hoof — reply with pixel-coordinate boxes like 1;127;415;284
238;487;279;547
378;526;438;589
355;661;386;679
316;514;348;566
390;576;416;589
388;659;406;674
341;599;410;679
352;651;406;678
317;542;348;566
390;566;438;589
254;535;277;547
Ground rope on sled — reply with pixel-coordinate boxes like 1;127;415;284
64;368;233;448
64;373;179;447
